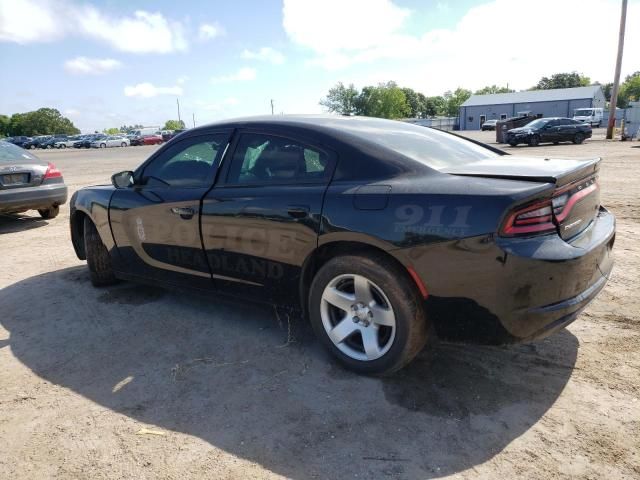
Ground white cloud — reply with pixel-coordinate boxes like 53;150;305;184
283;0;409;54
241;47;285;65
64;56;122;75
124;83;183;98
198;22;224;40
64;108;80;116
211;67;257;83
0;0;62;43
284;0;640;93
177;75;189;85
0;0;188;53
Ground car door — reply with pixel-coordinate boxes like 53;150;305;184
556;119;576;141
200;130;335;303
109;130;232;289
539;119;558;142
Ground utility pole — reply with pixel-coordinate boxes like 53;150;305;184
607;0;627;140
176;98;182;124
192;113;195;128
270;99;274;115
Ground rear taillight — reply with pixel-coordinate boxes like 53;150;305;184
501;178;599;237
501;199;556;236
44;162;62;179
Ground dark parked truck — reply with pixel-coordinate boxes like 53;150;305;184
506;117;592;147
0;141;67;218
69;116;614;374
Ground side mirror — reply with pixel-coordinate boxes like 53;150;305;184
111;170;134;189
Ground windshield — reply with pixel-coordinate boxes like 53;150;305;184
574;109;593;117
328;117;498;170
525;119;549;129
0;141;39;163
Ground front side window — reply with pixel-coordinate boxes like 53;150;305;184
226;133;329;185
141;134;228;188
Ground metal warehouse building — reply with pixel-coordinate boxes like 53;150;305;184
459;86;605;130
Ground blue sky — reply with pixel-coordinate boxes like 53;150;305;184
1;0;638;132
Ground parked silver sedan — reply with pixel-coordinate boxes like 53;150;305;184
90;136;130;148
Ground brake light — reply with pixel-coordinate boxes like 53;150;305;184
44;162;62;179
501;199;556;236
501;178;599;237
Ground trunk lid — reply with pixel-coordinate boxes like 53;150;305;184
442;156;601;240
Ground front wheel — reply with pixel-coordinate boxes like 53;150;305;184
38;205;59;219
573;132;585;144
100;143;106;148
84;216;118;287
528;135;540;146
121;142;127;147
309;253;429;375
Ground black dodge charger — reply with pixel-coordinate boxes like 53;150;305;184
69;116;614;374
506;117;592;147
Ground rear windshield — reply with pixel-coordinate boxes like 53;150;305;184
0;141;38;163
336;118;498;169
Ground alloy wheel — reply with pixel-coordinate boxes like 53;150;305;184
320;274;396;361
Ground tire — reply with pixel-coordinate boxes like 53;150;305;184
61;144;67;149
309;253;429;375
573;133;585;144
38;205;59;219
83;216;118;287
121;142;127;147
508;140;518;147
100;143;106;148
528;135;540;147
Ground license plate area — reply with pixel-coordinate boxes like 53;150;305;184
1;173;30;186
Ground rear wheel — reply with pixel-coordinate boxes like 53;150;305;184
573;132;585;144
121;142;127;147
38;205;59;219
100;143;106;148
508;140;518;147
61;144;67;149
528;135;540;146
309;253;429;375
84;216;118;287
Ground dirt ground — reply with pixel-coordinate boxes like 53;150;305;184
1;131;639;479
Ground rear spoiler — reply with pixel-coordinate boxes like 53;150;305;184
427;127;510;156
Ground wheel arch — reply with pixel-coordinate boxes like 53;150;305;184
299;240;426;318
70;209;88;259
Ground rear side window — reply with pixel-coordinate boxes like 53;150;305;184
141;134;228;188
0;141;37;163
327;117;499;170
226;133;329;185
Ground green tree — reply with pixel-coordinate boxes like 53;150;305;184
163;119;186;130
319;82;360;115
424;96;446;117
620;71;640;104
356;82;410;119
5;108;79;136
0;115;10;137
532;72;591;90
474;85;514;95
103;127;121;135
443;88;472;117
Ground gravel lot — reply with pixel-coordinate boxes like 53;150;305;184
1;131;639;479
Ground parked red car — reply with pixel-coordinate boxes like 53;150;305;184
142;134;163;146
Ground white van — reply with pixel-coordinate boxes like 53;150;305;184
573;108;603;127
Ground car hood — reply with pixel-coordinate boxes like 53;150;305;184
507;127;535;134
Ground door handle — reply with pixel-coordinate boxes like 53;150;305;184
171;207;195;219
287;205;309;219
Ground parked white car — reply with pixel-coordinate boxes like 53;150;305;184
55;137;80;149
573;108;603;127
90;136;130;148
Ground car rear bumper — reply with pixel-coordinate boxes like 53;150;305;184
397;207;615;344
0;183;68;213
